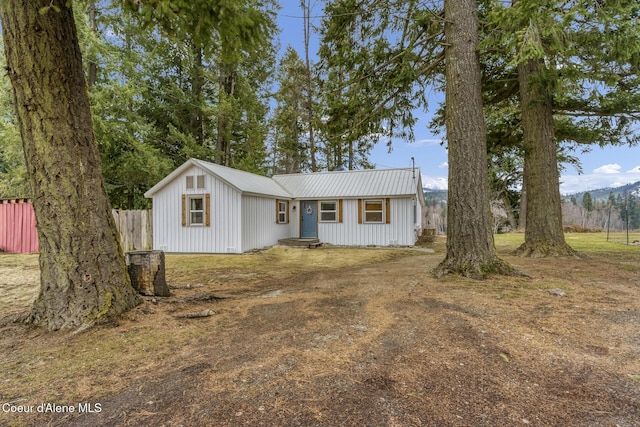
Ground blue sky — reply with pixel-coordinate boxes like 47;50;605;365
277;3;640;194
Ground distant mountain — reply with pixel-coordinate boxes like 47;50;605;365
423;181;640;206
423;188;448;204
565;181;640;203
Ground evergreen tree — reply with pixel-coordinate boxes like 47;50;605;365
77;5;173;209
484;0;640;257
433;0;515;278
271;47;310;174
317;0;517;276
582;192;594;212
0;0;139;330
124;0;277;172
620;193;640;230
0;42;28;198
0;0;274;330
317;0;443;168
300;0;319;171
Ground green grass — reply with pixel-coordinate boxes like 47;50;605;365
494;231;640;254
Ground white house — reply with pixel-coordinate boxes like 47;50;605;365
144;158;426;253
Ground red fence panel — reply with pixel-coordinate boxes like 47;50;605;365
0;200;39;253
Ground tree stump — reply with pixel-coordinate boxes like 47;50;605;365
125;250;170;297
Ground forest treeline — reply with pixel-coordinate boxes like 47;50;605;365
427;185;640;234
0;1;377;208
1;0;638;218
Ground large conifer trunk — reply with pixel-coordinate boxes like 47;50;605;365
433;0;514;279
1;0;139;330
516;58;577;257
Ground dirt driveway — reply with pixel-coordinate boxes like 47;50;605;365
1;242;639;426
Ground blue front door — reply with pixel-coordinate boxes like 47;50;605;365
301;200;317;238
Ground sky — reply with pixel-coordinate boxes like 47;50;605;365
277;3;640;195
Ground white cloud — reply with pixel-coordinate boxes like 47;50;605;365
422;175;448;190
593;163;621;174
412;138;442;147
438;162;448;169
560;163;640;193
420;164;639;194
560;170;640;195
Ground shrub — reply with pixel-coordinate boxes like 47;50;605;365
563;224;604;233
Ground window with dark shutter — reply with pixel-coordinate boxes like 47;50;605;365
182;194;210;227
276;200;289;224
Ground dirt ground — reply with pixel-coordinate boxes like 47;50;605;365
1;239;639;427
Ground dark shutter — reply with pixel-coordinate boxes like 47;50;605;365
385;198;391;224
205;194;211;227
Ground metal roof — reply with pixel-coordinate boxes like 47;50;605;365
194;160;292;198
144;158;292;198
273;168;422;199
146;159;424;203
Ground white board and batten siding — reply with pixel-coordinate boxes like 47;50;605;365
146;159;295;253
146;158;426;253
241;195;293;252
150;164;243;253
274;168;426;246
316;197;419;246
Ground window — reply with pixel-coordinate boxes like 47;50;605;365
319;201;337;222
182;194;210;227
277;200;289;224
189;196;204;225
364;200;384;223
186;175;205;190
359;198;389;224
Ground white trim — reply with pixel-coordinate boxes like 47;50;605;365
277;200;289;224
186;194;205;226
363;199;384;224
319;200;338;222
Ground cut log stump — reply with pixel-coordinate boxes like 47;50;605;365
125;250;170;297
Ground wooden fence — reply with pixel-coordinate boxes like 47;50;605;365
112;209;153;252
0;203;152;253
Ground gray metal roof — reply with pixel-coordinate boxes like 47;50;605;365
144;158;292;198
146;159;424;203
194;160;292;198
273;168;422;199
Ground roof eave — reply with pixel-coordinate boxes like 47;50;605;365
144;158;198;198
243;191;293;199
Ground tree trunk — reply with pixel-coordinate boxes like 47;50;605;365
515;58;577;257
518;174;527;230
302;0;317;172
433;0;515;279
190;43;205;146
216;67;236;166
500;191;518;231
0;0;140;330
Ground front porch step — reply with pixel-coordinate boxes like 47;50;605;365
278;238;322;249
